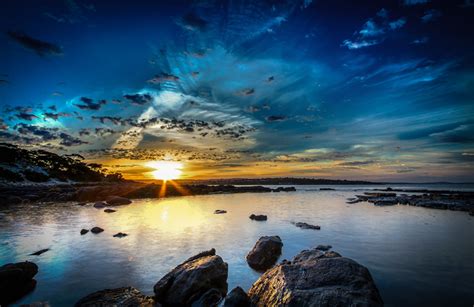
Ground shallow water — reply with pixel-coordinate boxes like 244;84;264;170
1;185;473;306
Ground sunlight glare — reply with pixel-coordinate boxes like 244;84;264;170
147;161;183;181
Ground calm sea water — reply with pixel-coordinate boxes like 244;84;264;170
1;184;473;306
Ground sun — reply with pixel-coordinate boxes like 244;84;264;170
147;161;183;181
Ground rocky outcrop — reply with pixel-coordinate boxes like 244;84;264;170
315;244;332;251
246;236;283;271
249;214;267;221
292;222;320;230
0;261;38;305
154;248;228;306
223;287;251;307
106;196;132;206
74;287;156;307
273;187;296;192
349;191;474;215
248;248;383;306
90;227;104;234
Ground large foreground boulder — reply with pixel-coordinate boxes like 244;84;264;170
248;248;383;306
154;248;228;306
246;236;283;271
75;287;156;307
0;261;38;305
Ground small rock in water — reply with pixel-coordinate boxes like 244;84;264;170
320;188;335;191
106;196;132;206
214;209;227;214
93;201;107;209
224;286;251;307
30;248;49;256
90;227;104;234
104;209;116;213
315;244;332;251
75;287;154;307
293;222;320;230
246;236;283;271
273;186;296;192
249;214;267;221
0;261;38;305
113;232;128;238
80;229;89;235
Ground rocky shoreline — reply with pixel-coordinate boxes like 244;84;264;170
348;189;474;216
0;182;296;205
3;240;383;306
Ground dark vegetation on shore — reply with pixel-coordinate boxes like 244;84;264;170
0;143;123;183
178;177;379;185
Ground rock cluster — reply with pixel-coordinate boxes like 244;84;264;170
349;190;474;215
248;248;383;306
74;287;155;307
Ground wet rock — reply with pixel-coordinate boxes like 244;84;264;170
154;248;228;306
80;229;89;235
113;232;128;238
292;222;320;230
106;196;132;206
90;227;104;234
223;286;251;307
246;236;283;271
315;244;332;251
248;248;383;306
104;209;117;213
0;261;38;305
214;210;227;214
30;248;49;256
93;201;107;209
75;286;156;307
249;214;267;221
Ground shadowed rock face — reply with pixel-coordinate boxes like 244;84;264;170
74;287;156;307
223;286;251;307
246;236;283;271
0;261;38;305
154;248;228;306
248;249;383;307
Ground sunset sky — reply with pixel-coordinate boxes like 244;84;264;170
1;0;473;182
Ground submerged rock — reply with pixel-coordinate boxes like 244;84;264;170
315;244;332;251
248;248;383;306
80;229;89;235
90;227;104;234
246;236;283;271
30;248;49;256
75;286;155;307
214;210;227;214
154;248;228;306
106;196;132;206
0;261;38;305
292;222;320;230
249;214;267;221
113;232;128;238
104;209;117;213
93;201;107;209
223;286;251;307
